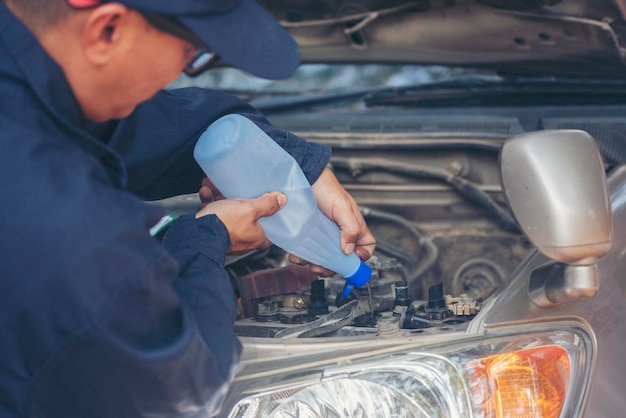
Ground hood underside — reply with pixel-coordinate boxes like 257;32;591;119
258;0;626;78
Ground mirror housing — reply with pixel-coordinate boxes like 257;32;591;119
500;129;612;307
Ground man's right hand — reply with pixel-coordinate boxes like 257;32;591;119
195;192;287;254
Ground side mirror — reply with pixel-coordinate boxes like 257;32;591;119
500;130;612;307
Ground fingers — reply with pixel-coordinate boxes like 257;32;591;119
194;191;287;255
198;185;215;205
199;177;224;207
355;234;376;259
201;177;213;188
254;191;287;219
333;199;376;259
337;208;361;254
288;254;335;277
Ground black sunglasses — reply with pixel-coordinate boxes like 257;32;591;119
141;12;220;77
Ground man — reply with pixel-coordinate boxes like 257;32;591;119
0;0;375;417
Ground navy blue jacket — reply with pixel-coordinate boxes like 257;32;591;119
0;4;330;417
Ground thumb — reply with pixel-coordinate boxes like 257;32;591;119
254;192;287;218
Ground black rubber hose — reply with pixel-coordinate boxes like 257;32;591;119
332;156;519;232
361;206;439;287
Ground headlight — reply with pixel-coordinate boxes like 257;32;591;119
224;320;595;418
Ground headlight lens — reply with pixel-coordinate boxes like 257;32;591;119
233;357;469;417
468;345;570;418
226;321;595;418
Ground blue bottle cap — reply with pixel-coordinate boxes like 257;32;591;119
341;260;372;298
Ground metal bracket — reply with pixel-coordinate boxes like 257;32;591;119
528;262;599;308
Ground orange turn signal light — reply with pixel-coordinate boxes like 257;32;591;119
470;345;570;418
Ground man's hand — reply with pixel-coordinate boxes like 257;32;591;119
195;191;287;254
290;167;376;276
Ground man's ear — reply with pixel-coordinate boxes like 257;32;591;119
80;3;131;66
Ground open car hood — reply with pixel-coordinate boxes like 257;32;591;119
258;0;626;78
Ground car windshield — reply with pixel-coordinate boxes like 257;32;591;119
168;63;626;113
167;64;495;95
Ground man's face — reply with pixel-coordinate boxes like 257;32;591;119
34;4;200;122
97;11;195;120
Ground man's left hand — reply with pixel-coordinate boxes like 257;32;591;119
289;167;376;276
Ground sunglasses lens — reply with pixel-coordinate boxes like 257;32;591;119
184;51;218;77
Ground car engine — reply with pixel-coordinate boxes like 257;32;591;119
158;115;535;339
236;120;533;338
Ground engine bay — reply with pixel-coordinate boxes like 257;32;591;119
158;116;535;339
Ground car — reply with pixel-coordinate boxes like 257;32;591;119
162;0;626;416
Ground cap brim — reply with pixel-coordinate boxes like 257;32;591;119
180;0;300;80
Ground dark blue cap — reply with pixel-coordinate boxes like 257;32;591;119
69;0;300;80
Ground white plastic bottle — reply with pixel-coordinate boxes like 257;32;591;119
193;114;371;298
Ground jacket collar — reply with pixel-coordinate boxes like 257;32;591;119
0;2;127;187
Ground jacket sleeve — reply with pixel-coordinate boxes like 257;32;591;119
107;87;332;201
162;214;240;383
25;204;240;417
